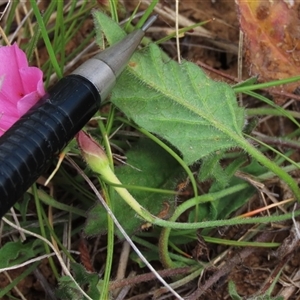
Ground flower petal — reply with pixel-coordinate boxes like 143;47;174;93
19;66;45;95
0;44;28;103
17;91;42;116
0;43;45;136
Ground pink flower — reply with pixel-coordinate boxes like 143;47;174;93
0;43;45;136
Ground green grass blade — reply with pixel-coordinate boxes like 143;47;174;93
30;0;62;79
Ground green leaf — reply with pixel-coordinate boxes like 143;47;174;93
199;150;230;189
232;76;257;89
56;263;100;300
93;10;126;47
113;45;245;165
93;11;300;201
93;11;245;166
84;138;181;238
0;239;43;269
56;277;84;300
199;159;268;236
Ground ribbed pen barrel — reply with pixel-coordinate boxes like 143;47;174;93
0;75;100;218
0;15;158;218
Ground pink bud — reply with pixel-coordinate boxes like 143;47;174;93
0;43;45;136
76;131;109;173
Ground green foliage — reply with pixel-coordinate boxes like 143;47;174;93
198;150;231;189
210;159;267;218
93;11;245;166
192;159;267;236
113;44;245;165
130;249;160;268
2;4;300;299
0;239;43;269
88;13;300;270
56;277;85;300
93;11;300;200
93;10;126;47
84;138;182;238
56;263;100;300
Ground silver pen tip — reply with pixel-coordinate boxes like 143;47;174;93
141;14;158;32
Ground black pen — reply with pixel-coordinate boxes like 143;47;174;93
0;15;157;219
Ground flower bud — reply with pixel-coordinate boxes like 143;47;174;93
76;131;109;174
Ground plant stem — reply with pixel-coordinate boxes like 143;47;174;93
238;136;300;200
100;184;114;300
99;164;156;224
233;74;300;93
159;183;248;268
102;160;300;230
33;184;60;279
30;0;62;78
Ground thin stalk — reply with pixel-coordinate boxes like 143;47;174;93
109;0;118;23
237;135;300;200
40;209;76;263
98;120;114;169
30;0;62;78
100;183;114;300
246;107;300;119
37;190;86;217
99;163;300;229
32;184;60;279
138;127;199;219
135;0;158;29
233;75;300;93
244;90;300;127
55;0;65;72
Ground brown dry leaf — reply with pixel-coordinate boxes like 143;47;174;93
236;0;300;103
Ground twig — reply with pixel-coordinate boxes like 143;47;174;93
109;266;192;290
116;241;131;279
252;131;300;151
115;271;136;300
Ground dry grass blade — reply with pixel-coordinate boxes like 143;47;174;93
141;0;238;54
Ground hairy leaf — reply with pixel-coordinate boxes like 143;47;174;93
93;12;300;201
56;263;100;300
94;11;245;166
